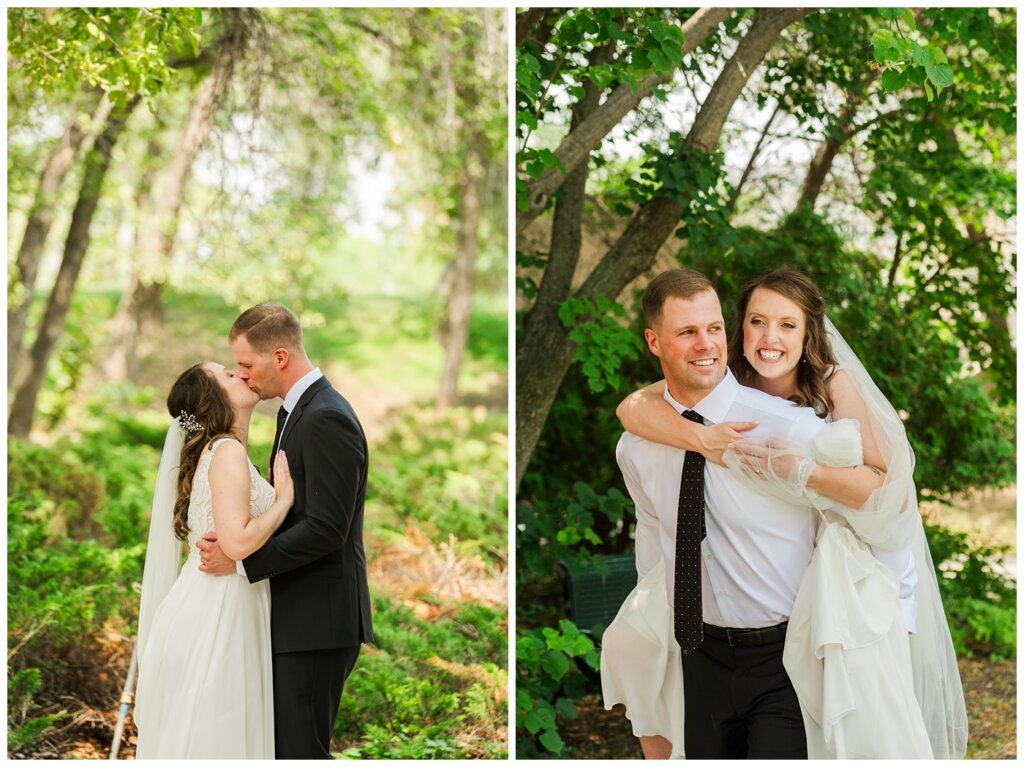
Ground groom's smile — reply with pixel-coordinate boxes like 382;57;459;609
645;290;728;405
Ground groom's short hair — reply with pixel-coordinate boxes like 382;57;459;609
642;269;717;329
230;303;304;353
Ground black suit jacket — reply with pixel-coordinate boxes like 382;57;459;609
243;376;373;653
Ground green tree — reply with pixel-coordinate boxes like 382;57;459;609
7;8;204;435
104;9;255;381
515;7;1015;489
347;8;508;408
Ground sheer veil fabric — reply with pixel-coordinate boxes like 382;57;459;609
822;318;967;758
137;419;185;664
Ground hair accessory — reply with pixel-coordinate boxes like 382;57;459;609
179;410;203;434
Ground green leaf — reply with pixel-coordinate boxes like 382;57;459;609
516;689;533;713
878;8;902;21
924;79;934;101
911;43;933;67
539;729;564;755
555;697;578;720
660;37;683;65
588;66;614;90
881;67;903;92
925;63;954;89
85;21;101;38
559;16;582;46
540;649;571;681
556;526;581;545
650;21;671;42
872;28;893;50
524;704;555;734
907;66;926;85
606;20;627;41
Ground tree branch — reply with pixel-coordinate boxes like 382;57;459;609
517;7;734;235
728;99;783;213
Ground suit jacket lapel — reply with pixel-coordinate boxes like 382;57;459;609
279;376;330;450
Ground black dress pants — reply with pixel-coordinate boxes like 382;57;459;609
272;645;361;759
681;630;806;759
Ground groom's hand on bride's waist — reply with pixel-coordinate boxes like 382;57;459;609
197;534;237;576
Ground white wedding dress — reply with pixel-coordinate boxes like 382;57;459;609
600;420;934;759
134;438;276;759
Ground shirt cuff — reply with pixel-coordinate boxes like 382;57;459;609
235;559;247;577
900;595;918;634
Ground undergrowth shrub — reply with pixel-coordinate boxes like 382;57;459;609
370;406;507;561
7;491;143;754
7;439;105;540
925;522;1016;660
70;435;159;549
335;595;507;758
515;482;628;758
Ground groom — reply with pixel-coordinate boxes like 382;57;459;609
616;269;828;758
197;302;373;759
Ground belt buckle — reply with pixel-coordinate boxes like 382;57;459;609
725;628;741;647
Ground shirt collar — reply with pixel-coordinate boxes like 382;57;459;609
282;367;322;414
662;368;739;425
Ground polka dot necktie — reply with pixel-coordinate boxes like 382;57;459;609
674;409;706;655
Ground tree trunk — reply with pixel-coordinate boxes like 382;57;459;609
797;101;898;212
8;90;110;383
8;97;140;438
437;137;483;409
517;8;733;235
524;42;614;334
516;8;549;47
105;13;243;382
515;8;811;486
797;102;856;211
518;44;613;461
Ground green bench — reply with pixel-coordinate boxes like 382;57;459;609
558;553;637;642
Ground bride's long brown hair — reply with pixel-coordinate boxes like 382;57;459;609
166;364;237;541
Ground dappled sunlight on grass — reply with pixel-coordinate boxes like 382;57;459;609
920;485;1016;551
368;526;506;609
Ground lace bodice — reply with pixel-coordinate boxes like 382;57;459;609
186;438;276;547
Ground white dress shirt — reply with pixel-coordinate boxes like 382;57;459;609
617;369;827;629
275;367;324;452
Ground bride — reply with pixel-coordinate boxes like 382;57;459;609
133;361;293;758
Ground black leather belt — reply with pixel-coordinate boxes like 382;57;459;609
702;621;788;647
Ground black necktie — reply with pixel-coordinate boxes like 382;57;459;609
674;409;706;654
270;406;288;481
